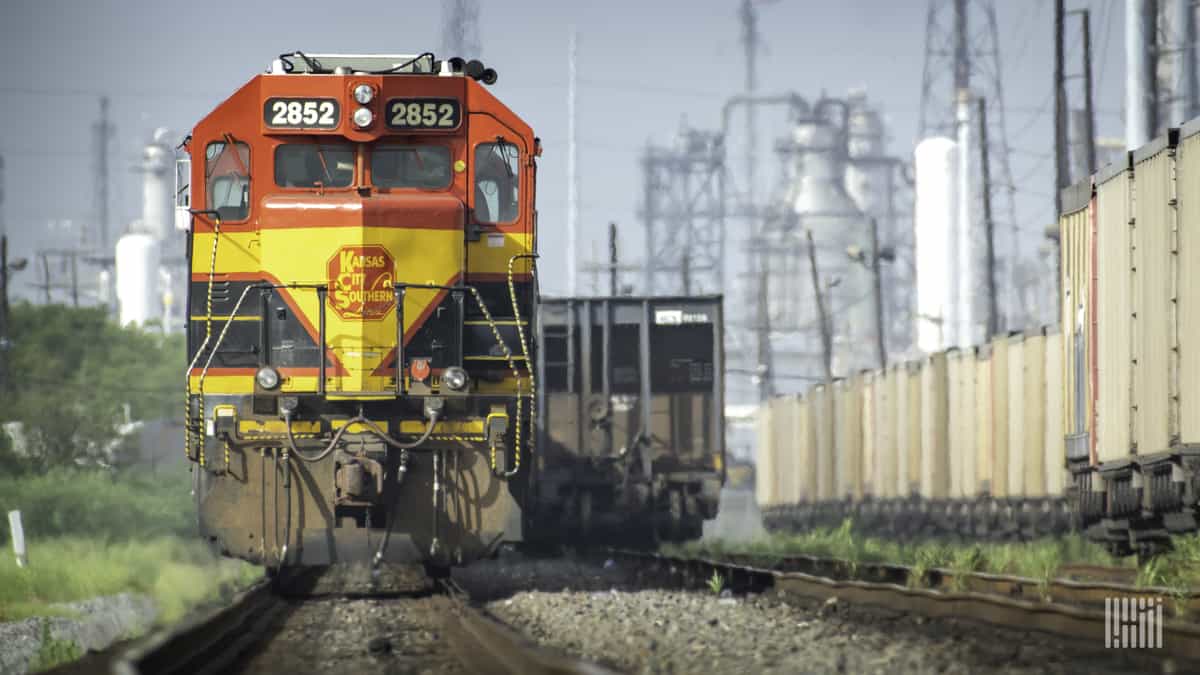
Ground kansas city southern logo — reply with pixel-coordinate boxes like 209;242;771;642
327;245;396;320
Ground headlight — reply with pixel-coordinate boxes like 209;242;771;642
352;84;374;104
353;107;373;128
256;366;280;390
443;366;469;391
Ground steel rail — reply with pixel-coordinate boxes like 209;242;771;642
439;579;617;675
612;550;1200;664
112;574;615;675
708;551;1200;613
112;579;282;675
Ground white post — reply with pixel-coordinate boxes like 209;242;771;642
8;510;26;567
566;27;579;296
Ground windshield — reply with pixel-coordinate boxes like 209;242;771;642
274;143;354;188
371;146;452;189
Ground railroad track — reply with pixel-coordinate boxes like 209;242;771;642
112;568;614;675
612;549;1200;664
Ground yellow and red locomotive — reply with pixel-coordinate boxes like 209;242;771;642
180;53;536;569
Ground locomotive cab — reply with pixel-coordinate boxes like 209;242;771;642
181;53;537;568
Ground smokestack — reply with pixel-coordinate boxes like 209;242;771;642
1126;0;1157;148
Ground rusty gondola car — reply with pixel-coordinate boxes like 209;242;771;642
533;296;725;545
181;52;537;570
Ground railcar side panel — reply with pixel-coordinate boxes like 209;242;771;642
836;377;863;499
814;384;835;501
920;353;949;499
862;374;878;497
990;336;1010;497
755;401;775;508
1095;159;1134;463
795;395;816;503
1044;331;1066;496
974;347;994;496
1132;138;1177;457
876;368;897;499
1180;124;1200;444
1007;334;1027;497
905;363;923;496
1023;332;1047;498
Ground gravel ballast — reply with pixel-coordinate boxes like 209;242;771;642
476;555;1174;675
0;594;157;675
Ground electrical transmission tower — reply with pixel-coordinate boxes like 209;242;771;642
441;0;481;57
640;126;726;296
918;0;1023;329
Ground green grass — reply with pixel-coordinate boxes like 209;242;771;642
0;466;261;626
0;467;194;542
666;518;1128;586
1136;534;1200;616
0;535;261;624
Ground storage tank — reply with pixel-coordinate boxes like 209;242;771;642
914;137;958;352
140;128;174;241
845;94;888;217
786;115;876;375
116;233;161;327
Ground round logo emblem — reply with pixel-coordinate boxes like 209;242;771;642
326;245;396;320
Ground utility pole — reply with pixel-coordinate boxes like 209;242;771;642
806;229;833;384
1080;9;1097;175
755;258;773;402
739;0;758;209
608;222;618;296
0;236;9;390
1126;0;1159;147
1054;0;1068;216
93;97;114;250
40;254;50;305
867;217;887;369
566;29;578;296
69;252;79;308
978;97;999;340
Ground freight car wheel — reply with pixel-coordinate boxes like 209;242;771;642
655;489;684;542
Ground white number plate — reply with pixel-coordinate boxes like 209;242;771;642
385;98;461;130
264;98;340;129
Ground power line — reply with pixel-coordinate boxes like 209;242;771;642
0;86;225;100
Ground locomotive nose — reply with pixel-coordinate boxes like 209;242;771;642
260;193;465;396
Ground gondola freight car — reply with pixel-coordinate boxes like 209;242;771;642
533;296;725;545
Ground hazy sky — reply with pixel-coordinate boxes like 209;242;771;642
0;0;1127;301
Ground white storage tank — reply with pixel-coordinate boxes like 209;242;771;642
116;233;161;327
914;137;958;352
141;129;175;241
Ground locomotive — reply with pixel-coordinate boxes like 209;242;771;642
180;52;537;570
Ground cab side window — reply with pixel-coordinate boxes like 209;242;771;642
275;143;354;188
206;141;251;221
474;142;519;224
